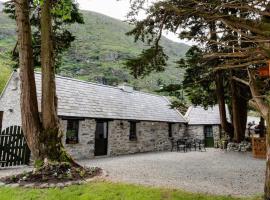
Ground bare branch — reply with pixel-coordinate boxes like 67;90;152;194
232;76;249;86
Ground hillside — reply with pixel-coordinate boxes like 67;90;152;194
0;3;189;93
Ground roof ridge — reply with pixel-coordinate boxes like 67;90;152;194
184;106;193;118
34;71;166;99
162;96;187;123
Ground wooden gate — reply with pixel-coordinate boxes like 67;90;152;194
0;126;31;167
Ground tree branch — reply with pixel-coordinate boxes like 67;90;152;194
232;76;249;86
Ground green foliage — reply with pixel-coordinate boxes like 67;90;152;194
155;83;188;113
34;160;44;169
156;84;183;99
169;97;188;114
0;4;189;93
126;45;168;78
52;0;73;21
180;46;217;107
3;0;84;69
0;181;259;200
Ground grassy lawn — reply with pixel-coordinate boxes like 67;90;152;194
0;181;261;200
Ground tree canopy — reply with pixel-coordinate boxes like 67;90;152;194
126;1;270;198
3;0;84;68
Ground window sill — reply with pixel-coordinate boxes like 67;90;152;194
66;141;79;145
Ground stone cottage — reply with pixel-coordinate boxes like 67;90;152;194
185;105;230;147
0;71;186;159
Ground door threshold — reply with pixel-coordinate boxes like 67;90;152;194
94;155;109;158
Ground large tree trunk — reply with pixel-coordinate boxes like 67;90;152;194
40;0;74;163
209;22;234;138
15;0;42;160
231;78;248;142
215;72;234;138
41;0;58;130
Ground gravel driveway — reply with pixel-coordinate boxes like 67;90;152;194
0;149;265;196
80;149;265;197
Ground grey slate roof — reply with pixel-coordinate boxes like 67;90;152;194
34;73;185;123
184;105;230;125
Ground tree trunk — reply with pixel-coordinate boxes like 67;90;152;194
231;78;247;142
260;117;266;138
209;22;234;138
15;0;42;160
41;0;58;130
40;0;74;163
215;72;234;138
247;70;270;200
265;112;270;200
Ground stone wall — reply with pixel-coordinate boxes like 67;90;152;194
0;72;187;159
186;125;204;140
58;119;186;159
108;120;185;156
60;119;96;159
0;72;21;131
213;125;221;144
186;125;221;146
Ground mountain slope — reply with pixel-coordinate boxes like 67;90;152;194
0;3;189;93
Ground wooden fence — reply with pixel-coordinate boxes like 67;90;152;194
0;126;31;167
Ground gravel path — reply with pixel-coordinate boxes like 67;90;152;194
0;149;265;197
80;149;265;197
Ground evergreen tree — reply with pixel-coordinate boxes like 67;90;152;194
126;1;270;198
13;0;83;167
3;0;84;69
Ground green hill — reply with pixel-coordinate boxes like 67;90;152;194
0;3;189;93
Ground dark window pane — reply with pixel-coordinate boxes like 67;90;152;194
129;122;137;141
96;121;107;139
168;123;172;137
66;120;79;144
204;126;213;137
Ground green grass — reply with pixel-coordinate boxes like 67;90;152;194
0;181;262;200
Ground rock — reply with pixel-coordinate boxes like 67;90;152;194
48;183;56;188
56;183;65;188
24;183;34;188
64;181;72;187
9;183;19;188
39;183;49;188
227;141;252;152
